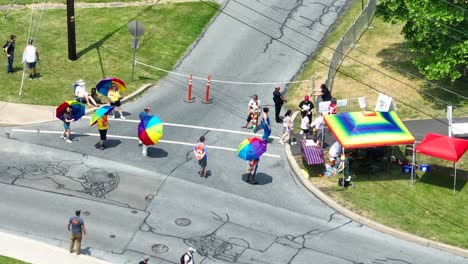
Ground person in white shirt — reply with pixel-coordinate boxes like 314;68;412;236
183;247;196;264
22;39;39;80
242;94;261;132
74;80;98;107
300;110;310;138
310;111;324;139
279;109;292;144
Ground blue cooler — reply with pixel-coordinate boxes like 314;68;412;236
402;165;412;174
419;164;430;172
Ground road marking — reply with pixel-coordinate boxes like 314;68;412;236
11;129;281;158
81;116;280;139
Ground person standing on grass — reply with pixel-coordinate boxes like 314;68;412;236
68;210;86;255
194;136;207;177
108;84;125;119
320;83;332;102
279;109;292;144
328;98;338;115
3;34;16;74
97;114;109;150
272;85;286;123
261;107;271;141
22;39;39;80
61;106;74;143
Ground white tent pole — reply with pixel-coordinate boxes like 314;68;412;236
453;162;457;194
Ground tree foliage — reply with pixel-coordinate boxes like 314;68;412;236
377;0;468;81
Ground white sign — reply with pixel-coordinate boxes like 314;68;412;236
337;99;348;107
319;101;331;114
375;93;395;112
358;97;367;109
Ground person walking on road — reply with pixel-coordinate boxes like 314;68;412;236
97;114;109;150
272;85;286;123
3;34;16;74
246;158;259;184
68;210;86;255
60;106;74;143
139;106;152;156
181;247;196;264
22;39;39;80
242;94;261;132
279;109;292;144
194;136;207;177
139;255;150;264
108;84;125;119
261;107;271;141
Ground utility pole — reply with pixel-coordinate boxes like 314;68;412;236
67;0;77;61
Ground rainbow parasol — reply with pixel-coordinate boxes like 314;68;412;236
56;101;85;122
324;111;415;148
90;105;114;126
138;115;163;145
96;77;126;96
237;137;267;160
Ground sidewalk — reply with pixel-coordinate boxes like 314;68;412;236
0;101;55;126
0;231;111;264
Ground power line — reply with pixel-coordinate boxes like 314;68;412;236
440;0;468;13
233;0;468;101
230;0;468;114
198;0;454;126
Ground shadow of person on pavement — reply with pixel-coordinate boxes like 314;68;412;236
147;147;168;158
94;139;121;149
80;247;91;255
241;173;272;185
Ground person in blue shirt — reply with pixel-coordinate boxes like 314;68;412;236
67;210;86;255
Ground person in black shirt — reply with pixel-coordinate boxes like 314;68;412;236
320;83;332;102
298;95;314;125
272;85;286;123
139;255;150;264
4;34;16;74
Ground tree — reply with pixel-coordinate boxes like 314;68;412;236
377;0;468;81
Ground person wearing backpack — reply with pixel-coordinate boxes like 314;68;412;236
180;247;196;264
3;34;16;74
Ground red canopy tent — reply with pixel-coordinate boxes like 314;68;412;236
415;132;468;191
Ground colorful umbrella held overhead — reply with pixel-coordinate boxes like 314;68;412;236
96;77;126;96
138;115;163;145
56;101;85;122
237;137;267;160
90;105;115;126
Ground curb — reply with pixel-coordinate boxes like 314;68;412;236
0;83;153;126
0;231;111;264
284;142;468;258
84;83;153;115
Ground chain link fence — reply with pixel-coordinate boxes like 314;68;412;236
325;0;376;93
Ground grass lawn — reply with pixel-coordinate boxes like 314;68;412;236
297;148;468;249
0;256;29;264
287;0;468;249
0;1;218;105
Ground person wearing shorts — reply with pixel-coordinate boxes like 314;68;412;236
108;84;125;119
22;39;39;80
97;115;108;150
60;106;74;143
300;110;310;138
194;136;207;177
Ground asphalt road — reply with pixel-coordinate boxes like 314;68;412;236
0;0;466;263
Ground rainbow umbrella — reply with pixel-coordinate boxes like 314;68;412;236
237;137;267;160
96;77;126;96
56;101;85;121
90;105;114;126
138;115;163;145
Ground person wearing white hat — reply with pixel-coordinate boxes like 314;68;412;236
182;247;196;264
138;255;150;264
75;80;98;107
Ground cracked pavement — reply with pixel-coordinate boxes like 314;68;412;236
0;0;466;263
